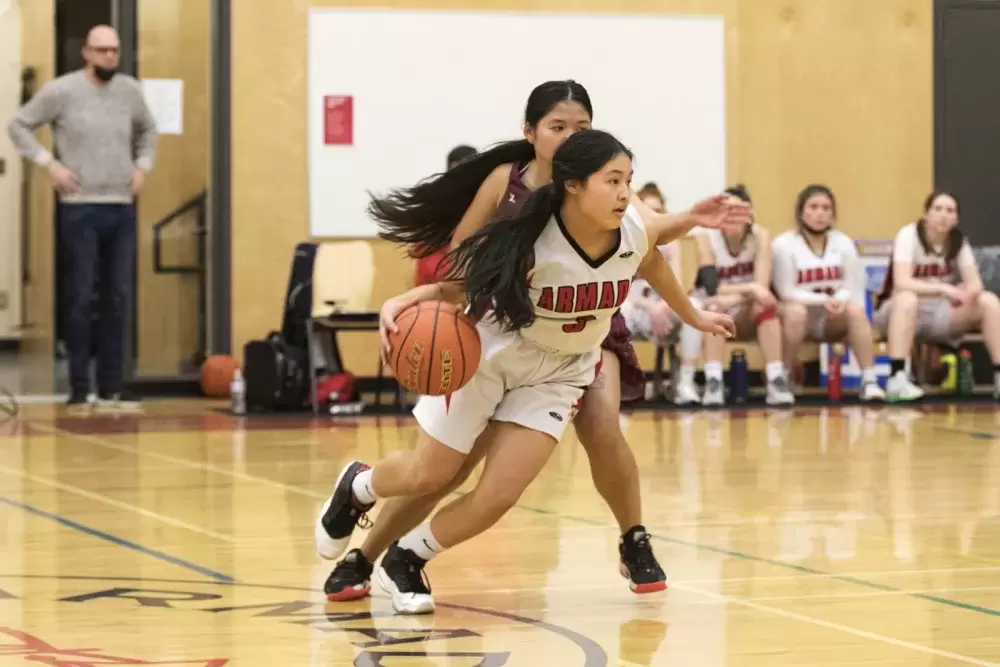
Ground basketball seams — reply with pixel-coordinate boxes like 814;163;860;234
388;301;480;395
424;301;442;395
452;310;467;392
390;307;422;389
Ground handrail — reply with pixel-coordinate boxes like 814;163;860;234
153;190;208;273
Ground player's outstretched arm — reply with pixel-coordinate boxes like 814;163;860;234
631;192;753;246
637;242;735;338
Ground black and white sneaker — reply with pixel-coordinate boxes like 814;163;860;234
324;549;373;602
619;525;667;594
66;389;89;407
315;461;374;560
376;542;435;615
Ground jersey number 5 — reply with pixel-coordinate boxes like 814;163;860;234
562;315;597;333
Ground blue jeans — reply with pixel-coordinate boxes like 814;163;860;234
59;203;135;394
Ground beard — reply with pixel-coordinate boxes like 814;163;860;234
94;65;117;82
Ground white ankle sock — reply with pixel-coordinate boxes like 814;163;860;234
861;367;877;384
680;365;695;384
705;362;724;382
398;522;445;561
351;469;377;505
765;361;785;382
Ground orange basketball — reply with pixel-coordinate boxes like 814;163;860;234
200;355;242;398
389;301;481;396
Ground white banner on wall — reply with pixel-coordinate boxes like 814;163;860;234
308;8;726;238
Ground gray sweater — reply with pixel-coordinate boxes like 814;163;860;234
7;70;158;204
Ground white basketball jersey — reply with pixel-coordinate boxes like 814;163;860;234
523;205;649;355
706;228;756;285
892;222;974;287
773;229;853;297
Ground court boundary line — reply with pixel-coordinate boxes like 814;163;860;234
0;465;234;542
514;503;1000;618
670;582;1000;667
28;420;1000;619
0;496;234;583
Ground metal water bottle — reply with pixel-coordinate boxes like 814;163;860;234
730;349;749;404
827;344;842;401
230;369;247;415
957;349;975;396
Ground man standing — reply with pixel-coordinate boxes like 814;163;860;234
7;25;157;405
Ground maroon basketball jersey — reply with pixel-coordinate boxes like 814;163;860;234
493;162;532;220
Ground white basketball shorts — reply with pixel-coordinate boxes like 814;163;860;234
412;320;601;454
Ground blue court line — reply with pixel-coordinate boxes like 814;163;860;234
510;501;1000;618
934;426;999;440
0;496;234;583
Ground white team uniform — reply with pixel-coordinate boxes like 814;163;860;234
873;222;976;341
771;229;864;340
620;243;681;343
695;229;760;338
413;205;649;453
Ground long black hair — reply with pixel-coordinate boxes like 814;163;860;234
445;129;633;333
916;190;964;262
369;80;593;257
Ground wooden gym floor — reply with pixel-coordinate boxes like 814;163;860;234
1;400;999;666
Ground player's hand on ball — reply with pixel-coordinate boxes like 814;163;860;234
378;295;413;366
696;310;736;338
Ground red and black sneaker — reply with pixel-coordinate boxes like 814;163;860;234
315;461;374;560
618;525;667;594
325;549;374;601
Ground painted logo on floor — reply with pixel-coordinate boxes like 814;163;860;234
0;576;607;666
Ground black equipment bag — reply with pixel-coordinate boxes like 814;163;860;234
243;332;309;411
280;242;319;351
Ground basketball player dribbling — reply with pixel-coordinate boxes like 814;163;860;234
695;184;795;406
771;184;885;401
318;80;752;605
319;130;737;614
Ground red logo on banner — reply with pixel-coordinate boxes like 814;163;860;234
324;95;353;145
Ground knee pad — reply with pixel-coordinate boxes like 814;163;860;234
754;306;778;327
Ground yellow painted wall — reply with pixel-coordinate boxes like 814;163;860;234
135;0;211;376
0;0;23;340
229;0;933;372
18;0;55;373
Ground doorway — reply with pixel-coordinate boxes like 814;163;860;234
934;0;1000;246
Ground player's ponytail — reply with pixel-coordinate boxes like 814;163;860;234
369;139;535;257
447;183;560;331
448;129;632;333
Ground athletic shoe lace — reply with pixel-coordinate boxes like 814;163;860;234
628;533;658;572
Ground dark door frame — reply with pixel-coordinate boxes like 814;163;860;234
211;0;232;356
116;0;232;394
933;0;1000;188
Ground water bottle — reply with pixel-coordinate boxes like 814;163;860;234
940;349;958;391
827;344;842;401
957;349;975;396
730;349;749;404
230;368;246;415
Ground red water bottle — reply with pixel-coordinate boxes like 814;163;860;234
827;344;842;401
